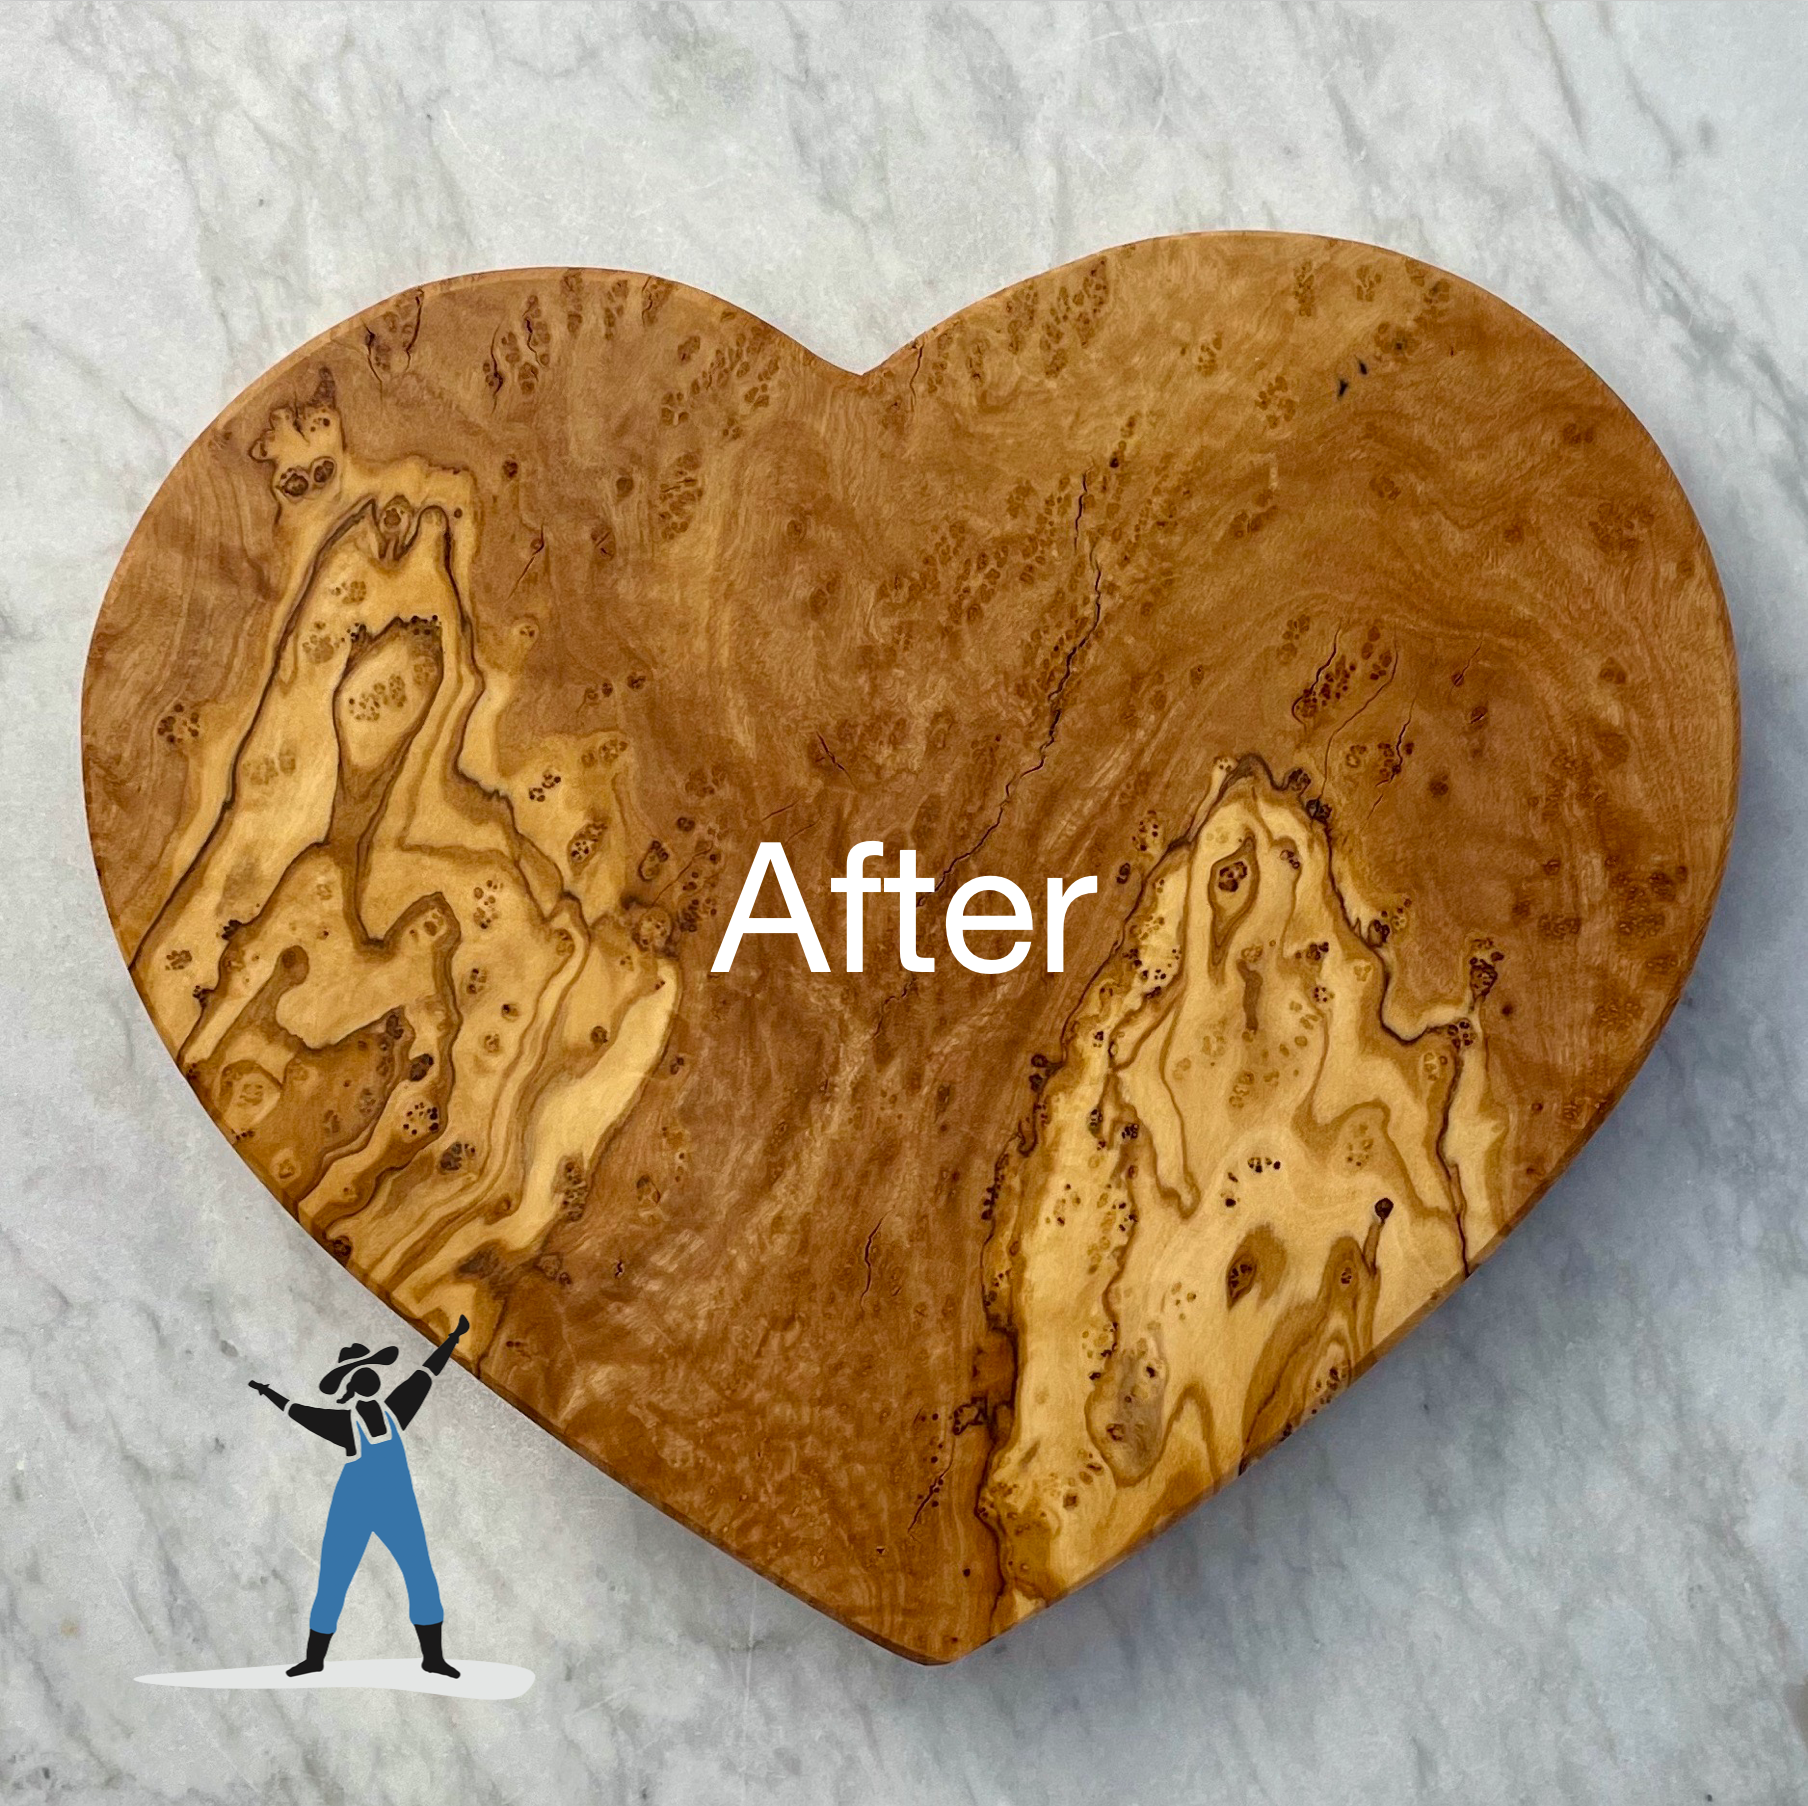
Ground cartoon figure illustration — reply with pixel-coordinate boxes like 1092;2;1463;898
249;1317;469;1679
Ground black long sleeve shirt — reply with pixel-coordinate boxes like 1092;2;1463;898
273;1333;460;1457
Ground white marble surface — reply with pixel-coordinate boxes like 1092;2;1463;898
3;2;1807;1800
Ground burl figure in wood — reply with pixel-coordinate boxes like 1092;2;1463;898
83;236;1737;1661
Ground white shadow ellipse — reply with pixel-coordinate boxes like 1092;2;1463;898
135;1658;534;1699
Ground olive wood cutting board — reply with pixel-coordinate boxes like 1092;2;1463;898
82;234;1738;1661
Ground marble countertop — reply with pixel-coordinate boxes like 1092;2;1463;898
3;3;1806;1801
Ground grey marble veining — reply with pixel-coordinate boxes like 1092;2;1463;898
3;2;1807;1800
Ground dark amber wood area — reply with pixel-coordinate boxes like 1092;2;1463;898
82;236;1737;1660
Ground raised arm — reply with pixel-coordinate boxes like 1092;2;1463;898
386;1315;470;1431
248;1381;354;1455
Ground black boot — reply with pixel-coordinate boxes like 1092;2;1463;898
286;1629;332;1677
414;1620;460;1679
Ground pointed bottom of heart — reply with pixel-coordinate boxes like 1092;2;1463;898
134;1659;534;1699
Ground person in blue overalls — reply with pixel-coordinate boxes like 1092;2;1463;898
250;1315;469;1678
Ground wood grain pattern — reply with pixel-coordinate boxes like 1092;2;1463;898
82;235;1738;1661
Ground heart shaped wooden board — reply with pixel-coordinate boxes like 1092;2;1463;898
83;234;1737;1662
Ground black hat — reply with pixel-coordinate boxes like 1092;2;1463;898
319;1342;399;1395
